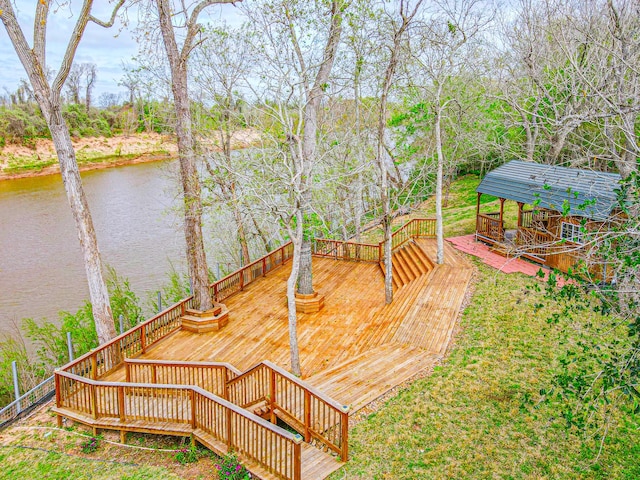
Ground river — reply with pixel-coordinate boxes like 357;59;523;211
0;160;194;335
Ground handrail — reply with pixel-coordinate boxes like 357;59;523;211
312;218;436;264
125;358;242;376
126;358;349;461
55;370;302;479
210;242;294;302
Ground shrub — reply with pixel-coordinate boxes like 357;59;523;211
79;436;100;454
214;452;250;480
174;445;201;465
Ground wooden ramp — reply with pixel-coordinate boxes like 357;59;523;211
305;344;438;413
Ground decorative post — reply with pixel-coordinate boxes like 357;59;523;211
475;192;482;235
67;332;74;362
11;361;20;413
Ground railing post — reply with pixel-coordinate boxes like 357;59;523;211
262;257;267;276
90;383;97;419
67;332;74;362
226;408;233;449
303;390;311;442
141;325;146;354
293;441;302;480
54;372;61;408
151;365;157;384
11;361;21;414
190;389;197;429
91;355;97;380
214;283;218;303
239;269;244;291
118;385;125;422
270;369;277;424
341;407;349;461
281;247;284;265
125;362;131;382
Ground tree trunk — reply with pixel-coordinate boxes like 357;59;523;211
286;211;304;377
49;104;117;343
435;102;445;265
157;0;212;311
296;0;345;296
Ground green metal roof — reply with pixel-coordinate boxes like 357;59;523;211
476;161;622;220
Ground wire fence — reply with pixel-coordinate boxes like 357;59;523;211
0;375;55;429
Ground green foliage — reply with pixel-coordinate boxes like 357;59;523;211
533;172;640;435
20;267;144;374
214;452;250;479
79;436;100;454
152;266;191;311
174;445;202;465
0;335;46;406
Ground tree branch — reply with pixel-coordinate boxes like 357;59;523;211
89;0;125;28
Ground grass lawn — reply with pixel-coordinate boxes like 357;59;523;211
329;263;640;479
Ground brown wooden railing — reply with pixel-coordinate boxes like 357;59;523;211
124;359;241;399
312;239;381;263
516;227;553;259
64;296;196;381
211;242;294;302
126;358;349;462
476;213;504;242
55;370;303;480
227;361;349;461
312;218;436;264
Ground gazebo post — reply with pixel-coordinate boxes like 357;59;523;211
517;202;523;227
499;198;505;240
475;192;481;234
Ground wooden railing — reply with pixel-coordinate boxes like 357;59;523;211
125;359;241;399
227;361;349;461
312;239;380;263
126;358;349;462
64;296;196;381
55;370;303;480
516;227;553;259
312;218;436;264
211;242;294;302
476;213;504;242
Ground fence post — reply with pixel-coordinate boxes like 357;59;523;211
157;291;162;313
67;332;74;362
11;361;21;414
119;315;124;335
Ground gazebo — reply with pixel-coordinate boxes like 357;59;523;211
475;160;621;275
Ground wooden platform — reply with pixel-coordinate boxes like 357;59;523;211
104;239;472;404
86;238;472;479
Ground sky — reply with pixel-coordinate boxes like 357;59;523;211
0;1;243;102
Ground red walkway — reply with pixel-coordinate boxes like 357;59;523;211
447;234;564;284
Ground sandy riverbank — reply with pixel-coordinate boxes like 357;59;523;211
0;129;259;180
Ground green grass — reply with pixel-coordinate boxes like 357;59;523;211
329;264;640;479
0;445;181;480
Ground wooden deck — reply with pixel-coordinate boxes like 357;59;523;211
108;239;472;409
59;233;473;480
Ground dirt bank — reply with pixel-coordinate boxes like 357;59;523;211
0;129;260;181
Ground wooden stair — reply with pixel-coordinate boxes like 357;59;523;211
390;240;434;290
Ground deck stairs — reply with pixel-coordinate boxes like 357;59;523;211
54;359;345;480
382;240;434;290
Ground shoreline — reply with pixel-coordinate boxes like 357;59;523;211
0;151;174;181
0;130;260;182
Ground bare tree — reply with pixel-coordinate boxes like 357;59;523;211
411;0;493;264
193;25;253;266
376;0;424;303
84;63;97;112
153;0;240;311
0;0;124;344
243;0;348;376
